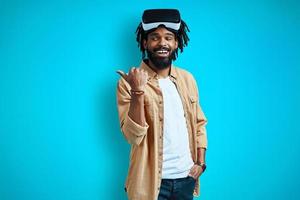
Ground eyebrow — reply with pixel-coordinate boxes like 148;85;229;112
148;32;175;37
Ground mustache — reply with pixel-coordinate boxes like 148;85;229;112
153;46;170;52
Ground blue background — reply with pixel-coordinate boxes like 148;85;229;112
0;0;299;199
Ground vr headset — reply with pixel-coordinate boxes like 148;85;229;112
141;9;181;31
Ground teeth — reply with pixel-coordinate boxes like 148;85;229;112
157;50;168;54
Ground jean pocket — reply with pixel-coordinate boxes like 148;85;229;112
187;175;196;182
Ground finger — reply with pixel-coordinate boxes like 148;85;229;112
188;173;195;179
134;68;141;74
190;165;195;171
130;67;136;74
195;167;203;178
198;168;203;176
192;166;199;177
190;171;196;178
189;173;196;180
116;70;128;80
144;72;149;80
188;167;195;177
142;72;149;81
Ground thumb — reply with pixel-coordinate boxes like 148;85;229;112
116;70;128;81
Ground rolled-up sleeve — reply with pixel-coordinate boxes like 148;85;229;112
190;75;208;149
196;103;208;149
116;79;149;145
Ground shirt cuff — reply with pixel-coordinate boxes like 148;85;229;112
123;115;149;137
196;134;207;149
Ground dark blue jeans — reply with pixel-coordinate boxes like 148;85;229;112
158;176;196;200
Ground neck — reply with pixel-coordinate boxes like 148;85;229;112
147;59;171;78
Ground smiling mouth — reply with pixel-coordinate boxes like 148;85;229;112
154;49;170;57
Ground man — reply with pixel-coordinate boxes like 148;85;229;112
116;9;208;200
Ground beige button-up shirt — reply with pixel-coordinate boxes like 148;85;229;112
116;60;208;200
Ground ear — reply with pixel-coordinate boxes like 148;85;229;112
143;39;147;50
175;40;178;49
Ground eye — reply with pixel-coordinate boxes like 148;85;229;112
150;36;159;41
165;36;174;41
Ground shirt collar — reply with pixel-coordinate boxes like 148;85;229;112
140;60;177;81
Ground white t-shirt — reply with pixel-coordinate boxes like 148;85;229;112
158;76;194;179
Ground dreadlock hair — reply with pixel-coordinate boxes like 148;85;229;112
135;20;190;60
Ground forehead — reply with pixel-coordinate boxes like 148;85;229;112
147;27;176;37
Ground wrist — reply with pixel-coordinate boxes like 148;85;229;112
131;86;145;91
131;89;145;95
195;162;206;173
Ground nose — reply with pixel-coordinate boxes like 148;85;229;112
158;38;167;46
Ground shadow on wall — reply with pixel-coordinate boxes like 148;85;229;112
95;15;141;199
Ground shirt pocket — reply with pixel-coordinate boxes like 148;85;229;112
188;95;197;122
144;95;154;120
144;95;151;106
189;95;197;108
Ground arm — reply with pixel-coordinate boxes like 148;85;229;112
116;68;149;145
193;74;208;155
128;92;146;127
197;147;206;164
189;75;208;179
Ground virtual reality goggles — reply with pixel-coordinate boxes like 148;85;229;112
141;9;181;31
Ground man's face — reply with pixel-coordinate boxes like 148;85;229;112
143;27;178;69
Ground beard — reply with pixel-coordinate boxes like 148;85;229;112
146;47;176;70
